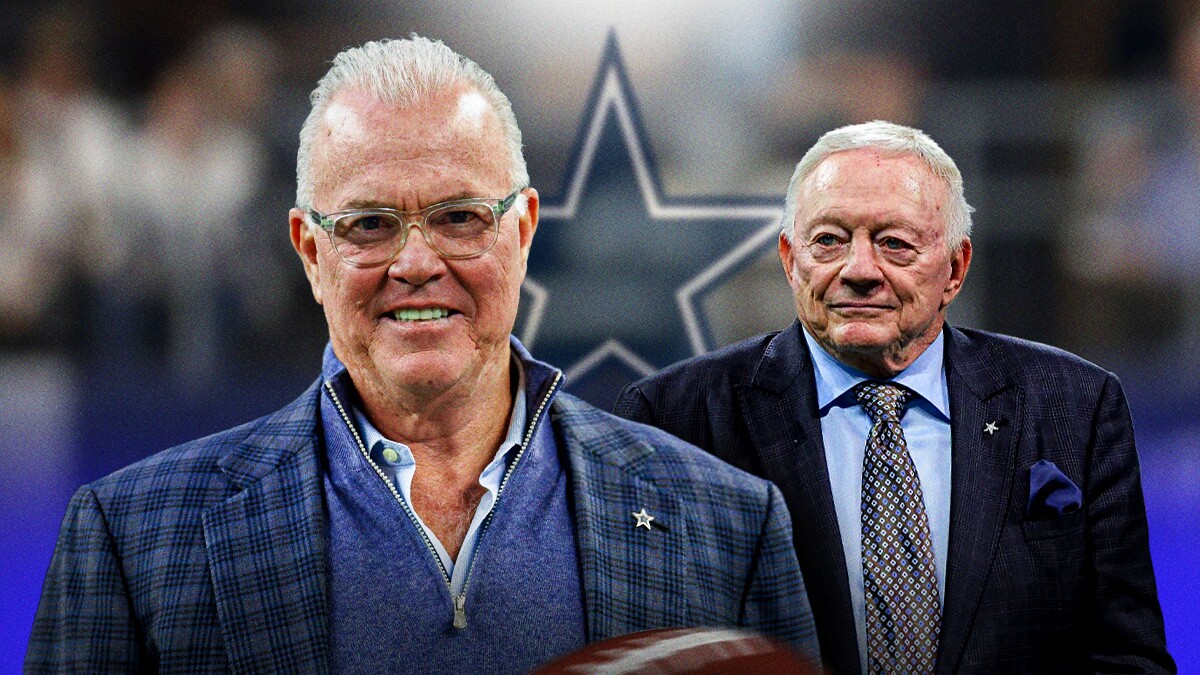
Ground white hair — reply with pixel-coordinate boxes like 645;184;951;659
782;120;973;250
295;35;529;208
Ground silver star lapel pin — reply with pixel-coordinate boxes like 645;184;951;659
632;508;655;530
984;421;1000;435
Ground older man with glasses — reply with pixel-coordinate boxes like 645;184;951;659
26;37;818;673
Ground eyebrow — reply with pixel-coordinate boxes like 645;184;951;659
805;215;849;229
338;191;486;211
805;215;921;232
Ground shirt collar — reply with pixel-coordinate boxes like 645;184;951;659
319;341;530;468
802;325;950;419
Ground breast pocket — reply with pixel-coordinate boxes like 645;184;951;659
1020;508;1086;611
1021;508;1084;542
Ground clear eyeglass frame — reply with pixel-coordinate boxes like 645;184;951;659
307;187;526;267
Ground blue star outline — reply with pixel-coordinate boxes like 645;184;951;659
518;32;786;409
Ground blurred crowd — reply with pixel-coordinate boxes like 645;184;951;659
1063;13;1200;373
0;3;319;384
0;0;1198;388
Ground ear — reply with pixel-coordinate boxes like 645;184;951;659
941;237;972;308
517;187;539;265
778;231;798;287
290;207;324;305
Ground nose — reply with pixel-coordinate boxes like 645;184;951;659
839;233;884;288
387;222;447;286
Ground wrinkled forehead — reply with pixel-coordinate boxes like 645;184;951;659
322;85;497;135
324;85;501;151
315;85;509;176
807;148;943;199
796;148;952;242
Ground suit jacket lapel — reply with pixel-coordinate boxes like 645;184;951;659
936;327;1021;674
202;386;331;672
555;395;692;643
738;322;861;675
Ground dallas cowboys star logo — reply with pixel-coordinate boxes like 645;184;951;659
632;507;655;530
517;32;788;409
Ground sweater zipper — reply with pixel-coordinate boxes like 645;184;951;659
323;382;452;587
323;370;562;630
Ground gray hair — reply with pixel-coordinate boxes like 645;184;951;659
782;120;973;250
295;36;529;208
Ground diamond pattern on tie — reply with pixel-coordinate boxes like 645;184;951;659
857;381;941;675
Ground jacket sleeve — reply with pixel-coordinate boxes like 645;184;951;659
740;481;821;666
1084;374;1175;673
26;486;146;673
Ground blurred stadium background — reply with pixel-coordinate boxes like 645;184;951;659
1;0;1197;669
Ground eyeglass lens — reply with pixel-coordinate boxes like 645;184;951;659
332;202;499;264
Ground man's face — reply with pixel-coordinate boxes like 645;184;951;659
290;85;537;405
779;148;971;377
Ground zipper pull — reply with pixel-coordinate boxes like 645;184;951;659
453;593;467;629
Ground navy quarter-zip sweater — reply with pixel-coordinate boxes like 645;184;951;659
320;342;588;673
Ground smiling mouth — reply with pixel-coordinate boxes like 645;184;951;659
392;307;452;322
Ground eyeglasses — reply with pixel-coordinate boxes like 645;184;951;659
308;188;526;267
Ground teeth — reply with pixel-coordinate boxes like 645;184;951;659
394;307;450;322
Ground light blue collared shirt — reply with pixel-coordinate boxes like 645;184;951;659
352;362;527;597
802;328;951;674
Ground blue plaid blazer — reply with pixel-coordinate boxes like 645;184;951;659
616;321;1175;674
27;379;818;672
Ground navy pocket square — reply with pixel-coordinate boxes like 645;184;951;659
1027;459;1082;517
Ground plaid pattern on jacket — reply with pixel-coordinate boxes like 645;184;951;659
27;376;818;672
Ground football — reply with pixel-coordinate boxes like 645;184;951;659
534;627;822;674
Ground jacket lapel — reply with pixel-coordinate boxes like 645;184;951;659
202;384;331;672
737;322;861;675
936;327;1021;674
556;395;692;643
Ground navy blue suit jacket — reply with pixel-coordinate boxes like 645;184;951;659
616;321;1174;674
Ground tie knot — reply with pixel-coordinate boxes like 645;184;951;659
855;381;911;423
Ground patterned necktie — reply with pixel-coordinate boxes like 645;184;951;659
856;381;941;674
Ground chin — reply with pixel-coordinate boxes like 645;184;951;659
830;322;896;350
357;341;460;384
371;348;471;392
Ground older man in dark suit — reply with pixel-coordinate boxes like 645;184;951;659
616;120;1174;674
